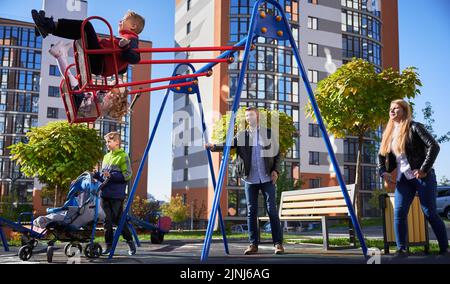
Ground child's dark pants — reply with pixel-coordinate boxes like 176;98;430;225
102;197;133;246
53;19;103;74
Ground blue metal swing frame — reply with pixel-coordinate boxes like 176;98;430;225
108;63;235;259
199;0;368;261
108;0;368;261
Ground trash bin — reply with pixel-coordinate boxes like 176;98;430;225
379;193;429;254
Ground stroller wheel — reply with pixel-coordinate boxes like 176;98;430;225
84;243;102;259
47;246;54;263
93;243;102;258
64;243;82;257
18;245;33;261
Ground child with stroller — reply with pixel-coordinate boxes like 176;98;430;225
94;131;136;256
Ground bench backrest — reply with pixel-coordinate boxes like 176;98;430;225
279;184;356;218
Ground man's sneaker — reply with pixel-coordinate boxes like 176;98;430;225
244;244;258;255
31;9;56;38
49;41;72;58
127;241;136;256
102;245;112;255
274;243;284;255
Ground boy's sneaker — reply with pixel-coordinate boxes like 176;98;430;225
244;244;258;255
102;245;112;255
31;9;56;38
274;243;285;255
127;241;136;256
49;41;72;58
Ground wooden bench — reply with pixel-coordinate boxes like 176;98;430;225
258;184;357;250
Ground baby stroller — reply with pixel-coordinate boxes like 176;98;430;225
18;172;107;263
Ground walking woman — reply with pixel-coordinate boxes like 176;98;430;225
378;99;448;257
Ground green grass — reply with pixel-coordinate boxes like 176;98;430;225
328;217;383;229
288;237;441;254
6;231;300;247
92;231;301;242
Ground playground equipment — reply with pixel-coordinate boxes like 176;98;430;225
60;16;243;123
0;212;42;253
0;172;106;263
62;0;368;261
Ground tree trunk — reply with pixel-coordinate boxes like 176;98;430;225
355;135;364;221
53;185;58;208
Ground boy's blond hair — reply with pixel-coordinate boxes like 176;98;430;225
124;10;145;34
104;131;121;143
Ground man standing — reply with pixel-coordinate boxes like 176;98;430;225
206;107;284;255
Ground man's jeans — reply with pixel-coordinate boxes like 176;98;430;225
394;170;449;252
244;181;283;245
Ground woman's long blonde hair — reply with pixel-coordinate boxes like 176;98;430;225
379;99;412;156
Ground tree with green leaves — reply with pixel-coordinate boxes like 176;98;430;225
276;169;302;204
439;176;450;186
306;58;422;218
9;121;103;207
161;195;189;223
421;101;450;144
131;195;161;224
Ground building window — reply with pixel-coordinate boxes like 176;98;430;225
344;138;358;162
47;107;58;118
187;22;191;35
187;0;191;11
308;70;318;83
42;196;53;206
344;165;356;184
342;33;381;67
49;65;60;76
183;168;188;181
307;16;318;30
362;166;379;190
309;151;320;165
308;123;321;137
48;86;60;97
309;178;321;188
308;0;318;4
308;43;318;57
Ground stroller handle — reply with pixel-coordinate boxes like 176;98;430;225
97;177;110;192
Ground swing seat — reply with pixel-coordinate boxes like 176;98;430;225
60;77;101;124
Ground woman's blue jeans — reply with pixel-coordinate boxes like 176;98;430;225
394;170;449;252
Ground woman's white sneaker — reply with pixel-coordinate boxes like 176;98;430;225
49;41;71;58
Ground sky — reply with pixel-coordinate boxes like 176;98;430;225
0;0;449;201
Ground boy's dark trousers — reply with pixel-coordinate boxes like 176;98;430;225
102;197;133;246
53;19;103;74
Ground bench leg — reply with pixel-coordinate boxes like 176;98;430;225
257;219;261;245
322;217;329;250
348;218;357;248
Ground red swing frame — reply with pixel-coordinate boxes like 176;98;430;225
60;16;242;124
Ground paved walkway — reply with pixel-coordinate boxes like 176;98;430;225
1;238;448;264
